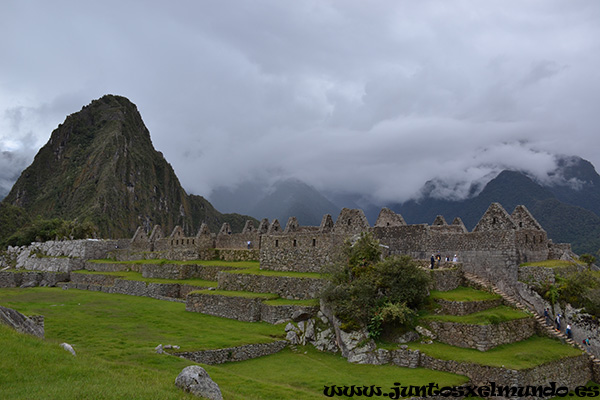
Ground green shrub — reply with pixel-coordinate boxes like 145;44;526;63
580;254;597;270
322;233;429;339
5;216;97;246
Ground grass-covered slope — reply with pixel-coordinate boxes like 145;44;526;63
0;287;467;399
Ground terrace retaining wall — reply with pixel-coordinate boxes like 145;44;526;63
388;348;591;390
427;317;537;351
217;272;325;300
436;298;503;316
174;341;287;365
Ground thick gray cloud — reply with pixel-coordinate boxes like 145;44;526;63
1;0;599;204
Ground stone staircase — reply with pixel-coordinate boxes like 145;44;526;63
462;271;600;368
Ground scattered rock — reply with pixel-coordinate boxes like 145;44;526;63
395;330;420;344
60;343;76;356
0;305;45;338
20;281;37;288
286;330;300;345
175;365;223;400
155;344;164;354
415;325;436;340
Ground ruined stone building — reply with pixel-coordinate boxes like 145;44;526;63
130;203;573;288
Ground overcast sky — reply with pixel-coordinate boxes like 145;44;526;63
1;1;599;204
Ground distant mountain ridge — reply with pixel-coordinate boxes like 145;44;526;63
389;159;600;254
2;95;252;239
211;156;600;255
210;178;339;226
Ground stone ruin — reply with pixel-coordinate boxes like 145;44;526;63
128;203;573;286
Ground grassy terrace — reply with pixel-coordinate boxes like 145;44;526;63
88;258;325;279
71;269;218;287
263;298;320;307
429;286;501;302
190;289;279;300
520;260;583;268
89;258;260;268
0;287;468;399
420;305;531;325
408;336;582;370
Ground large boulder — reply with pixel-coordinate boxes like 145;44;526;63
175;365;223;400
0;305;44;338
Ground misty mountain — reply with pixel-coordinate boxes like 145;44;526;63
2;95;253;239
210;178;341;226
389;159;600;255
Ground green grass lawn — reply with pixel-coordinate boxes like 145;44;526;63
0;287;468;399
191;289;280;300
420;305;531;325
520;260;583;268
221;263;325;279
0;323;199;400
409;336;582;370
205;346;468;400
89;258;261;268
429;286;501;302
72;269;218;287
263;298;320;307
89;258;324;279
0;287;282;353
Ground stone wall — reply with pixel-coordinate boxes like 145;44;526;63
260;303;319;324
429;267;464;291
141;263;237;281
186;292;264;322
258;232;339;273
186;292;318;323
65;273;211;301
174;341;287;365
83;261;142;273
0;271;69;288
217;271;326;300
388;348;591;389
518;264;582;287
427;318;537;351
436;298;503;316
215;232;260;250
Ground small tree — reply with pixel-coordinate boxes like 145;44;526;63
322;232;430;338
580;254;597;271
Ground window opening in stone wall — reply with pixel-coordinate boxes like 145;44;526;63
312;238;316;247
192;239;195;245
348;219;351;225
293;239;297;247
492;217;497;224
525;234;528;244
171;240;174;245
187;239;190;245
275;239;279;248
519;222;523;228
533;236;536;244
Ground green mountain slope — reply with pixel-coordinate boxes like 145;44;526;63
392;170;600;255
2;95;252;239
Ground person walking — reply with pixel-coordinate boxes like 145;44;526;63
555;314;561;331
566;324;572;339
430;255;435;269
544;308;551;326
